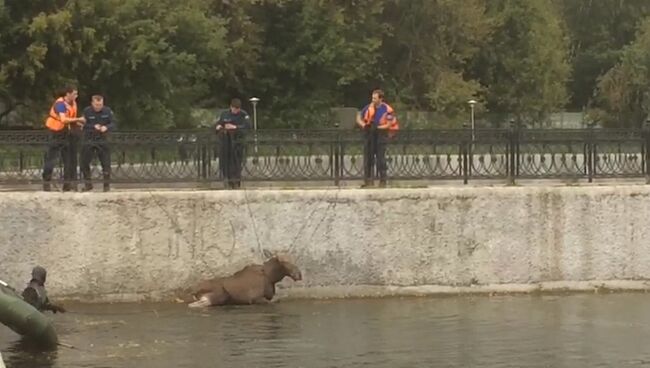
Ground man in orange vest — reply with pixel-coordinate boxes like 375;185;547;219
356;89;399;188
42;86;86;192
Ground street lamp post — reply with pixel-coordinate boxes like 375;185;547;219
249;97;260;153
468;99;477;142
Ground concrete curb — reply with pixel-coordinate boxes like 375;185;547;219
278;281;650;299
53;280;650;304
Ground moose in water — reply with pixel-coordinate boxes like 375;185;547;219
177;251;302;308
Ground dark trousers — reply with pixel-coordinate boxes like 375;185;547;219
219;131;245;188
80;138;111;191
42;130;79;191
363;128;388;184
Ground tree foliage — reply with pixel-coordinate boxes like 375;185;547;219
471;0;570;126
240;0;387;127
592;18;650;127
378;0;490;126
560;0;650;110
0;0;649;129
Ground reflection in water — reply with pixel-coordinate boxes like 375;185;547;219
1;294;650;367
3;338;58;368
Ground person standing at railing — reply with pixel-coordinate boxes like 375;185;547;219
356;89;399;188
42;86;86;192
80;95;116;192
215;98;251;189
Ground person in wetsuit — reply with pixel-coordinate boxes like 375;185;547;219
21;266;66;314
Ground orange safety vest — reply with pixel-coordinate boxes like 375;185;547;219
362;102;400;136
45;97;77;132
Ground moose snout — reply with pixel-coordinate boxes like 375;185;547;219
291;270;303;281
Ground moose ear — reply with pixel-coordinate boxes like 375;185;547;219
262;249;274;259
275;252;291;263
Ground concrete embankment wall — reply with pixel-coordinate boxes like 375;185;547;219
1;185;650;302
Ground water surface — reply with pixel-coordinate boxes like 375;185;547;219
1;293;650;367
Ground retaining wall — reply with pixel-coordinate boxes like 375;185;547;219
1;185;649;302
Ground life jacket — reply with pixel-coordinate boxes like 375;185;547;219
45;97;77;132
362;102;400;137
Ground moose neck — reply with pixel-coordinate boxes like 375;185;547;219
263;260;287;284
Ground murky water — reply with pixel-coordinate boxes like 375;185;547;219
1;293;650;367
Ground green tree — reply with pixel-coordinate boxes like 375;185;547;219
68;0;231;129
201;0;263;107
0;0;64;124
592;17;650;128
560;0;650;110
0;0;8;121
1;0;233;129
471;0;570;126
238;0;386;128
378;0;491;127
9;0;642;130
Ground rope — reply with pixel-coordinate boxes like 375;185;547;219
241;187;264;260
286;186;342;259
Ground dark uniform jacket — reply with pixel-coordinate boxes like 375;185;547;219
82;106;116;140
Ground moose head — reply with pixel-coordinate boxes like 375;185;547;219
262;249;303;282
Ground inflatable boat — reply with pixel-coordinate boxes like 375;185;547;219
0;280;58;348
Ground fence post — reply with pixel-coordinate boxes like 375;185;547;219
333;123;341;186
19;150;24;173
200;139;207;181
586;123;595;183
462;123;469;184
515;121;521;178
645;120;650;184
506;120;519;185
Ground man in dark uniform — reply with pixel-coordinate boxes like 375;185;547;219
21;266;66;314
80;95;116;192
215;98;250;189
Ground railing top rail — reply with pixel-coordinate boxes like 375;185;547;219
0;127;648;136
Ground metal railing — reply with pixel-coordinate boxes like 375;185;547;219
0;124;649;187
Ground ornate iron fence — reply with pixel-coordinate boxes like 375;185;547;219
0;125;648;187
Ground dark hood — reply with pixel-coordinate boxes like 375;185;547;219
31;266;47;284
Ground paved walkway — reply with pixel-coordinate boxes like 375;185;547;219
0;177;648;192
